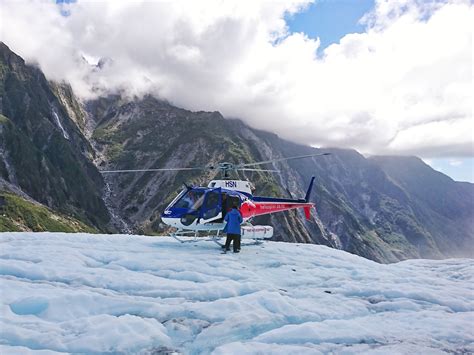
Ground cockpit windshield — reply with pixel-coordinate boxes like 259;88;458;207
172;190;205;210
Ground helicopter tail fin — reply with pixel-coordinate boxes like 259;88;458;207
304;176;315;203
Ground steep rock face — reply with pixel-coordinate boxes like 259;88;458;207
0;42;110;229
87;95;473;262
370;156;474;258
231;128;431;262
50;82;89;135
88;95;312;241
1;43;471;262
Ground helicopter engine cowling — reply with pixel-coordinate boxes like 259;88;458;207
240;200;256;218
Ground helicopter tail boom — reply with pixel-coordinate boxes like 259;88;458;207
241;200;314;220
243;177;316;220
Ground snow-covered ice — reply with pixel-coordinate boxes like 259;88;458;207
0;232;472;354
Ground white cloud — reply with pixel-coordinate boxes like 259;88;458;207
1;0;472;158
449;159;463;166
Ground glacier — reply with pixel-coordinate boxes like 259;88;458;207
0;232;472;354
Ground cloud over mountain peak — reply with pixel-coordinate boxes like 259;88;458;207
1;0;472;158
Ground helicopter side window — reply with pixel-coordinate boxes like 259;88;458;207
226;196;241;211
173;190;205;210
202;191;220;219
222;193;228;218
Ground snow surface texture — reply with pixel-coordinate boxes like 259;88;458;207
0;233;473;354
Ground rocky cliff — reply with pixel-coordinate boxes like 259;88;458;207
1;42;472;263
88;94;473;262
0;42;110;230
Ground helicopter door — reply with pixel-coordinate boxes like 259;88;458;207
199;188;222;223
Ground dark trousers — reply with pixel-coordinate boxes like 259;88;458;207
224;233;241;252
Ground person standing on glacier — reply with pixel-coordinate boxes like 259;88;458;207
222;204;243;253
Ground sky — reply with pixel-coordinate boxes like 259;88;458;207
286;0;473;182
0;0;472;182
286;0;375;53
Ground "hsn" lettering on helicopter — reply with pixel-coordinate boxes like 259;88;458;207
225;181;237;188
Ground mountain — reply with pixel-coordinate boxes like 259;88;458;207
88;95;314;242
370;156;473;258
0;42;110;230
0;42;472;262
1;232;472;354
88;94;473;262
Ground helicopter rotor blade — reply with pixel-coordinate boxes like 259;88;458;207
236;168;280;172
100;153;330;175
236;152;330;168
100;168;204;173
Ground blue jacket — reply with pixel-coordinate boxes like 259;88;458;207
223;208;243;235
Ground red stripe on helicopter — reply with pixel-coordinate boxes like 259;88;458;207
240;201;314;220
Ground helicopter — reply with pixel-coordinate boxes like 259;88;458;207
101;152;330;244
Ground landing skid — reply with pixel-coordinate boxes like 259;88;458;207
169;229;263;246
170;229;223;245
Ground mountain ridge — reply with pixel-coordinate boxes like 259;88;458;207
0;42;110;230
0;42;472;263
85;93;473;261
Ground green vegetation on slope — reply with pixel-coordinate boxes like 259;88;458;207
0;192;97;233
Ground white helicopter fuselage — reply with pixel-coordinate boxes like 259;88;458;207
161;179;252;231
100;153;328;240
